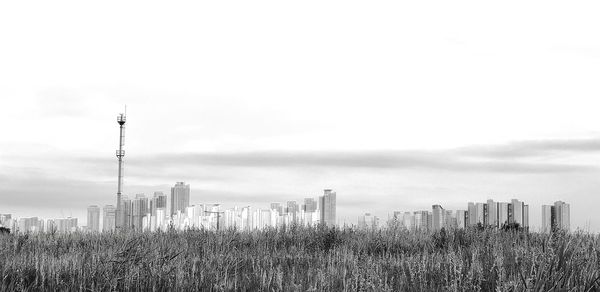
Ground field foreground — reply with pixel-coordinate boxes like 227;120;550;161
1;226;599;291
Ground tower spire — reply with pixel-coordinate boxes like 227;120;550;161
115;110;127;230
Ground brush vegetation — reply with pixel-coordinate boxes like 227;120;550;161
1;225;599;291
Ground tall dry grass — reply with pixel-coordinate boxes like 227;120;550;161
1;225;599;291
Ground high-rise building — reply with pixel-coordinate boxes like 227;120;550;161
241;206;252;230
468;199;527;229
523;204;529;229
431;205;445;231
402;212;413;230
455;210;467;229
102;205;116;232
122;197;132;229
543;201;571;232
151;191;168;217
542;205;553;233
287;201;299;223
554;201;570;231
468;202;485;226
413;211;423;230
486;199;498;227
468;202;476;226
259;209;272;229
170;182;190;216
498;202;510;227
49;217;78;233
46;219;57;233
427;212;433;231
303;198;317;212
303;198;318;226
87;205;101;232
413;210;430;231
270;203;283;214
511;199;524;226
444;210;456;229
319;189;336;227
476;203;485;225
132;194;149;231
18;217;44;233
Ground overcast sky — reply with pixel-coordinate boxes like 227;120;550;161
1;1;600;231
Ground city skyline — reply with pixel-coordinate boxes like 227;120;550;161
0;109;595;231
1;179;571;233
2;1;600;232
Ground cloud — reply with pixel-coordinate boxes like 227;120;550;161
126;149;595;174
457;138;600;159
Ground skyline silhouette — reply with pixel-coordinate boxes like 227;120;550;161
1;1;599;232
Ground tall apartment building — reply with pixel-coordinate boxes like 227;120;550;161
270;203;283;215
554;201;570;231
542;201;570;232
303;198;318;226
102;205;116;232
498;202;510;226
468;202;485;226
413;210;431;231
170;182;190;216
87;205;101;232
122;196;132;230
18;217;44;233
132;194;149;231
468;199;528;229
486;199;498;227
511;199;524;226
444;210;456;229
151;191;168;217
523;204;529;229
401;212;413;230
48;217;78;233
542;205;553;232
431;205;445;231
241;206;252;230
319;189;336;227
455;210;467;229
286;201;299;223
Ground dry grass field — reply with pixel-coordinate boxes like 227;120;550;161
1;225;599;291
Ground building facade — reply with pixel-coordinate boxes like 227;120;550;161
170;182;190;216
319;189;336;227
87;205;100;232
102;205;116;232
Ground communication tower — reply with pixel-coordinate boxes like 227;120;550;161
115;111;126;229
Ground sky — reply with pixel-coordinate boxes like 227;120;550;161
1;1;600;231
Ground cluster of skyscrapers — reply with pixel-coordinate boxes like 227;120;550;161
0;197;571;234
359;198;570;232
83;185;337;233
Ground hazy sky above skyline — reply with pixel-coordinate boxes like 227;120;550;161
1;1;600;230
